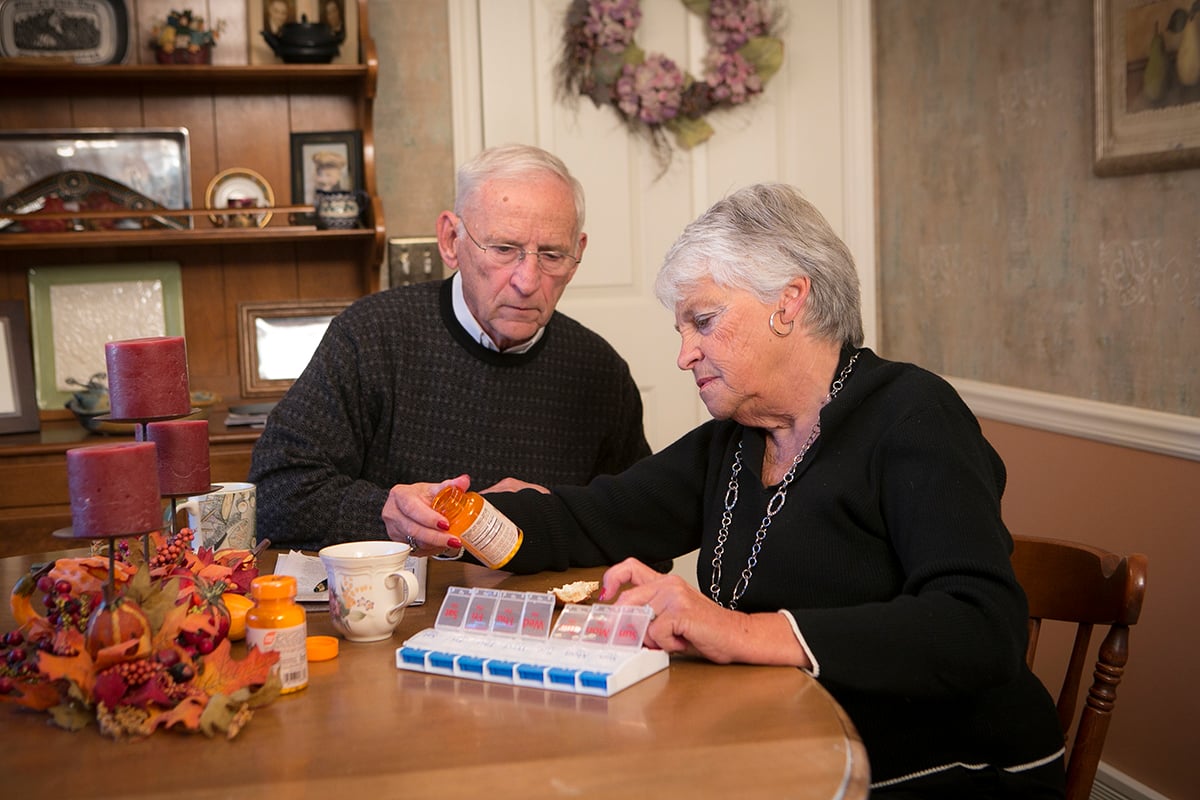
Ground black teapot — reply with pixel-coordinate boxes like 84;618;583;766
262;14;344;64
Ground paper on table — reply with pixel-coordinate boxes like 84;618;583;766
272;550;427;606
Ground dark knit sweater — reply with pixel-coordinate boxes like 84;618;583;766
488;347;1064;790
249;278;650;551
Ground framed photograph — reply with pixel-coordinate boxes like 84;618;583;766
0;0;130;65
0;128;192;225
0;300;39;435
288;129;363;224
247;0;295;64
1094;0;1200;175
237;299;350;397
27;262;185;411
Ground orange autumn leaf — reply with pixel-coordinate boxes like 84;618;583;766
196;562;234;586
0;678;64;710
192;638;279;696
148;694;207;733
49;557;135;597
151;600;192;651
91;636;151;673
36;640;95;697
213;548;256;569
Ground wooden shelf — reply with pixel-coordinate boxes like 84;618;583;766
0;224;377;249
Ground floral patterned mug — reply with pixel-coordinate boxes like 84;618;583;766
178;481;257;552
318;541;420;642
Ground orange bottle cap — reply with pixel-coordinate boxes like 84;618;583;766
306;635;339;662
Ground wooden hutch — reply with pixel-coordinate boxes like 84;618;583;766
0;1;383;555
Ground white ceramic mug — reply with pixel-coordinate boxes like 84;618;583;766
177;481;257;552
319;541;420;642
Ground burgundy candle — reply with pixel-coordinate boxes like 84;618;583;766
141;419;211;495
66;442;162;537
105;336;191;419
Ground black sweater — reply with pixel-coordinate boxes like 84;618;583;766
489;347;1064;787
249;278;650;551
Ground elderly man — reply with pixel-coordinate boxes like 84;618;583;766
249;144;650;551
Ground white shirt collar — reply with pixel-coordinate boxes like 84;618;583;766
450;271;544;354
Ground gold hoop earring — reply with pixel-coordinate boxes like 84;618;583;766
769;309;794;337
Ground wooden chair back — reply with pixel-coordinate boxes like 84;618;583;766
1010;534;1148;800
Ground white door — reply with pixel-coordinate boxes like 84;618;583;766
448;0;876;453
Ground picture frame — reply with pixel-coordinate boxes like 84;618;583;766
288;129;363;225
0;128;192;225
27;262;185;411
0;300;39;435
0;0;131;65
237;299;350;397
1094;0;1200;176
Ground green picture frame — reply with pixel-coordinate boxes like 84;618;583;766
27;262;185;410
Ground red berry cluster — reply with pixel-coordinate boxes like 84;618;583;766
149;527;194;571
35;575;95;632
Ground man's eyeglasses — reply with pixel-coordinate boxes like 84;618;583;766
459;219;580;276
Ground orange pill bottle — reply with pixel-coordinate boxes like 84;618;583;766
433;485;523;569
245;575;309;694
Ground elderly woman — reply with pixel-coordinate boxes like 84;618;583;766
384;184;1066;798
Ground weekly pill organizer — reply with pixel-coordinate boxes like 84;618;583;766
396;586;669;697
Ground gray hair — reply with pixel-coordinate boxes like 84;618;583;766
655;183;864;347
454;143;586;237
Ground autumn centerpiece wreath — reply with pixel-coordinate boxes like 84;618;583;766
557;0;784;171
0;528;276;740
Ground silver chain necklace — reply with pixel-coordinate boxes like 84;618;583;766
709;351;860;609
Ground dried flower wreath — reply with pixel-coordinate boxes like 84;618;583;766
556;0;784;172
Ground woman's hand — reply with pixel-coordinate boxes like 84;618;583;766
600;558;811;668
481;477;549;494
381;474;469;556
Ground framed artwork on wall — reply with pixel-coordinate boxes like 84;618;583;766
0;300;38;434
237;300;350;397
288;129;363;224
27;262;185;410
0;128;192;223
1094;0;1200;175
0;0;130;65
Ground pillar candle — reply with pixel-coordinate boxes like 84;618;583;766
66;442;162;537
105;336;191;419
141;419;211;496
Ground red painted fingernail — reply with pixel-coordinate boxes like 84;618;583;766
437;520;450;531
447;537;462;548
596;587;607;602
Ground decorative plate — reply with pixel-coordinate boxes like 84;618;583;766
204;168;274;228
0;0;129;65
0;170;185;232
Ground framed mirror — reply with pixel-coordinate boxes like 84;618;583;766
237;300;351;398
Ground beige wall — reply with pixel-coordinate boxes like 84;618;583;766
875;0;1199;418
369;0;455;247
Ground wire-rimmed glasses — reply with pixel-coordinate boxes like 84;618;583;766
459;219;580;276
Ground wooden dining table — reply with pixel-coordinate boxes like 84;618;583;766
1;547;870;799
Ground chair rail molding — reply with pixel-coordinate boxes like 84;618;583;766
948;377;1200;462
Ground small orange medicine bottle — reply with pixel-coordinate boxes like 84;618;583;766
433;485;523;569
245;575;309;694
